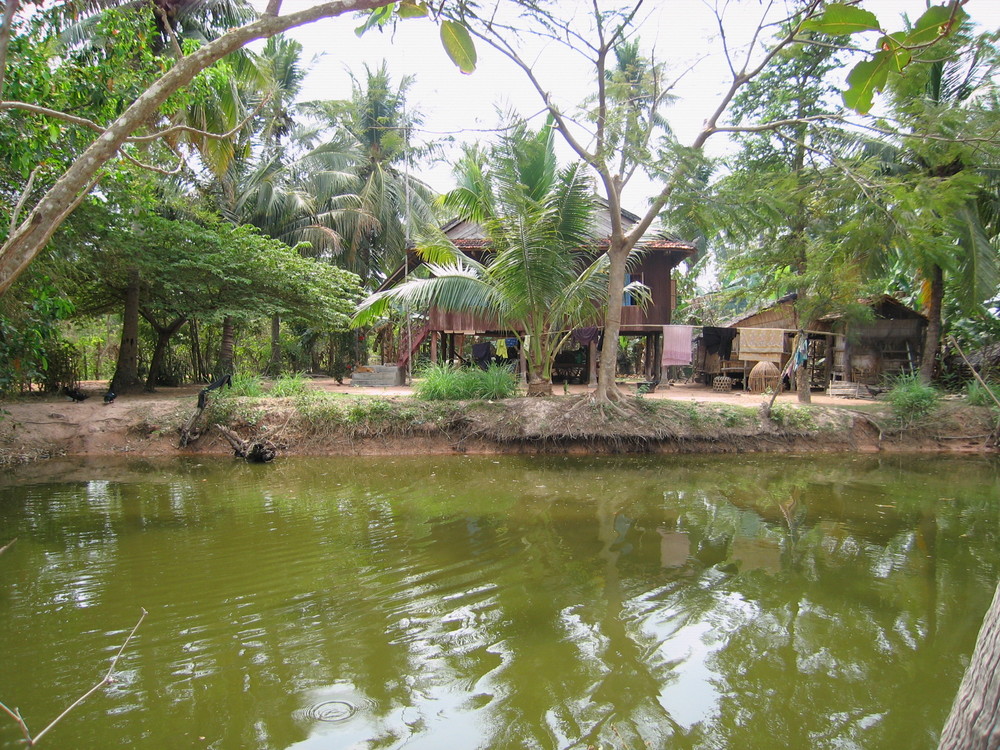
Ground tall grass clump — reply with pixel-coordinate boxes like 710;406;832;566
269;372;310;397
886;373;940;424
228;373;265;397
966;379;1000;409
415;363;518;400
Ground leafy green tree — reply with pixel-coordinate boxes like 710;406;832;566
354;122;622;396
0;0;468;296
72;205;361;391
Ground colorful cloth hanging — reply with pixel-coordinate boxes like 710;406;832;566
738;327;784;363
661;325;694;367
496;339;508;358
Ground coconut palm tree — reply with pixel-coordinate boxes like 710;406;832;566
354;122;644;396
305;62;437;284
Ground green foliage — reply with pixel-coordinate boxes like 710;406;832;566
414;363;519;401
269;372;310;397
886;373;940;423
0;277;77;394
769;403;817;431
802;2;969;113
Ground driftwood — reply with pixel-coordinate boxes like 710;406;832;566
178;405;205;447
214;424;277;463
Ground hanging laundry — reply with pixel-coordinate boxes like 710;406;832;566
661;325;694;367
738;327;785;363
702;326;737;359
495;339;508;359
782;334;808;378
471;341;494;370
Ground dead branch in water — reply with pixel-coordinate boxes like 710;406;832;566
0;607;147;746
214;424;277;463
0;537;15;556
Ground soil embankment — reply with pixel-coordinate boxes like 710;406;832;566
0;380;996;463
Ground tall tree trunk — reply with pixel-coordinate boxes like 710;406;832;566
938;581;1000;749
217;316;236;376
190;318;206;382
142;314;187;391
265;313;281;376
919;264;944;384
596;243;629;402
110;268;142;394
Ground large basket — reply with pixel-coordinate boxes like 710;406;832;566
748;360;781;394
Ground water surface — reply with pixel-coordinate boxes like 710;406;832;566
1;454;997;749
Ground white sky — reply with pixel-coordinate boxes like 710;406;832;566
254;1;1000;213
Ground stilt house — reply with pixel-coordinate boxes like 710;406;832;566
378;203;696;384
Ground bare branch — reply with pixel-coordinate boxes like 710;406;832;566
10;167;38;235
0;537;15;556
0;608;148;746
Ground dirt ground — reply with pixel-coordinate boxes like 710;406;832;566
0;377;983;461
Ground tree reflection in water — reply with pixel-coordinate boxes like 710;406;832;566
0;454;997;749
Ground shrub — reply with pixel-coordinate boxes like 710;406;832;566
886;373;940;424
269;372;310;398
414;363;518;401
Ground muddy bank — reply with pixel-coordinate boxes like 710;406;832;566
1;383;996;462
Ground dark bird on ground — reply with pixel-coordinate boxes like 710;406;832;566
63;386;89;402
103;390;116;404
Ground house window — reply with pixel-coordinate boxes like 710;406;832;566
623;272;643;306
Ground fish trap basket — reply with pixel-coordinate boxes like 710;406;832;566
748;361;780;394
712;375;733;392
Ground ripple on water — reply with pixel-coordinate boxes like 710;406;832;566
295;686;379;726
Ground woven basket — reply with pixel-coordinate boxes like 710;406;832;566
748;360;780;394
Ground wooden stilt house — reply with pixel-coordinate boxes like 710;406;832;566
377;202;696;384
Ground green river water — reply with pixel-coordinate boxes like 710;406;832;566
0;454;998;749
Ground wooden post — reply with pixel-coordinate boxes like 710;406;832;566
519;342;528;384
455;333;465;365
430;331;438;364
653;331;664;382
588;339;598;386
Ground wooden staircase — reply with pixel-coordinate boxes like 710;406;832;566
397;322;431;369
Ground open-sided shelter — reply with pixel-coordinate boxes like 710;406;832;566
694;294;927;391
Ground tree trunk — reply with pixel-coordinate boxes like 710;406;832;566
110;268;142;394
265;313;281;376
938;581;1000;749
190;318;208;382
596;244;629;402
143;315;187;391
0;0;391;296
217;316;236;376
919;264;944;384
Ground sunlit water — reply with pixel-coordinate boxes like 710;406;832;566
0;454;998;749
